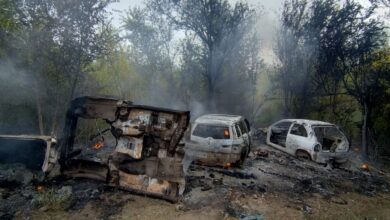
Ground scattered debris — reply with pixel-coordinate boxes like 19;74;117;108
252;149;269;158
302;204;312;214
31;185;73;210
212;168;257;180
0;136;389;219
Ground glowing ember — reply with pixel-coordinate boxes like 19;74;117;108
36;184;44;192
224;163;231;169
92;141;104;150
223;129;229;137
361;163;369;171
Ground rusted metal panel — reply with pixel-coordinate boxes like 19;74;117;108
118;171;179;197
185;146;241;166
0;97;189;201
59;96;190;201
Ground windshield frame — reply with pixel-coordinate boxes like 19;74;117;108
191;123;232;140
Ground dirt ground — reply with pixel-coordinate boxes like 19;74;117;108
13;189;390;220
2;143;390;220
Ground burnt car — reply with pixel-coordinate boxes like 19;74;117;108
0;96;190;202
266;119;350;164
184;114;252;167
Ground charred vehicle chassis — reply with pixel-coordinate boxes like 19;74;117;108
59;97;190;202
0;96;190;202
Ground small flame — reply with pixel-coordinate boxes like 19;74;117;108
361;163;369;171
36;184;44;192
224;129;229;137
224;163;231;169
92;141;104;150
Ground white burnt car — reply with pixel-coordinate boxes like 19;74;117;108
266;119;350;164
184;114;252;167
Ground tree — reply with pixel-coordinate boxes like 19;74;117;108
123;6;179;107
276;0;387;159
275;0;313;117
0;0;114;135
0;0;23;57
51;0;114;100
147;0;259;111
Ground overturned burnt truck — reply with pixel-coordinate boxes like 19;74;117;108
0;96;190;202
60;97;190;201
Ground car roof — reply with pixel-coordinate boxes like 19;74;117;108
274;119;334;126
194;114;243;126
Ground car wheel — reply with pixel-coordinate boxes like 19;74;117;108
234;147;248;168
296;150;311;161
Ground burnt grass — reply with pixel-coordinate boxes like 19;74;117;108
188;149;388;197
182;144;390;216
1;144;389;219
0;176;134;219
253;146;389;196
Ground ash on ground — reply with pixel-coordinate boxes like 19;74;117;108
0;143;389;219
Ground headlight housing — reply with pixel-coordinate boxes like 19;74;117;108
314;144;321;152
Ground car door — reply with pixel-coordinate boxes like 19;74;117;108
239;120;250;149
0;135;58;173
285;123;310;154
244;118;252;144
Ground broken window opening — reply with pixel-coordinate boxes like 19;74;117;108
239;121;248;134
290;124;308;137
270;121;292;147
313;125;345;152
235;124;242;138
192;124;231;139
71;118;117;162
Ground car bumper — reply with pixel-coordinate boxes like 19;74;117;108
312;151;349;164
184;148;241;166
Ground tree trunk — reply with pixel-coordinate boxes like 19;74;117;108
69;73;79;101
207;76;215;110
35;89;44;135
50;100;59;135
206;57;215;111
361;101;368;160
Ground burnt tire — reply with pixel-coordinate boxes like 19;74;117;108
234;147;248;168
296;150;311;161
239;147;249;166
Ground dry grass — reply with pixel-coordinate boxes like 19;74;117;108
306;193;390;220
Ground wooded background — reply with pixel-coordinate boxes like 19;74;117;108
0;0;389;161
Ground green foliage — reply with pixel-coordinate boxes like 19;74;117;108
0;0;115;135
0;0;22;56
90;44;144;100
0;0;389;162
275;0;389;158
143;0;263;115
31;186;73;210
